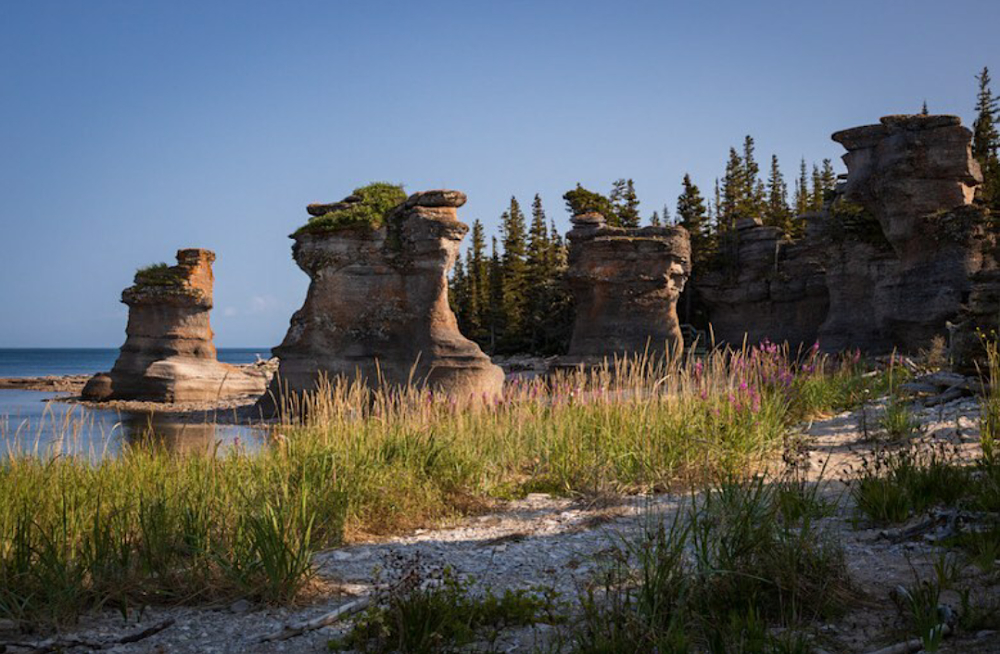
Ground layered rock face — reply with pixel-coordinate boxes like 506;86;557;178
82;249;266;402
558;212;691;366
827;115;989;352
697;114;996;359
697;217;829;349
264;190;504;404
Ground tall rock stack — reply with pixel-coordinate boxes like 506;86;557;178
695;113;998;365
825;114;990;352
82;249;267;402
557;212;691;367
262;189;504;408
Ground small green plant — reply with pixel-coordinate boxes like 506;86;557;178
850;443;972;526
958;586;1000;632
947;523;1000;570
894;577;947;653
297;182;406;236
334;559;562;653
879;398;919;441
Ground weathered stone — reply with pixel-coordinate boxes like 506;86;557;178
306;201;352;216
697;113;996;360
407;189;467;208
557;215;691;366
833;114;982;260
81;249;267;402
262;190;503;410
698;225;829;349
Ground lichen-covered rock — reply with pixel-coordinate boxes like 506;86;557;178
262;190;503;408
81;249;266;402
557;213;691;366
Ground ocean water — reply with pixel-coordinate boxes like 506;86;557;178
0;347;272;377
0;348;272;458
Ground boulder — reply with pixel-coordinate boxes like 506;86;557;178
557;212;692;366
262;189;503;409
81;249;267;402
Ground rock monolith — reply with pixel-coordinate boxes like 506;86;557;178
263;189;504;407
557;212;691;367
82;249;267;402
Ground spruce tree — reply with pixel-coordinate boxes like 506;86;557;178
973;66;1000;207
721;148;744;229
809;163;824;212
677;173;711;265
649;210;661;226
921;100;929;115
618;179;641;228
564;184;616;222
464;220;488;340
765;154;793;235
820;159;836;194
662;204;672;225
609;179;627;226
738;135;765;218
487;236;504;353
713;178;723;233
524;195;553;350
500;198;529;351
794;158;809;215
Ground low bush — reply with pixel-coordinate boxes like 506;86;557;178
296;182;406;236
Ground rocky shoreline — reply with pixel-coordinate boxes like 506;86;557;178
0;375;91;393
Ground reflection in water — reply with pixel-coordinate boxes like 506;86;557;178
0;390;266;459
122;415;220;455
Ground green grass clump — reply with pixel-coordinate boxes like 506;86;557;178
133;262;183;287
297;182;406;236
332;564;562;653
574;475;851;653
0;441;346;626
849;444;973;526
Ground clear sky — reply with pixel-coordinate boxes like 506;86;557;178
1;0;997;347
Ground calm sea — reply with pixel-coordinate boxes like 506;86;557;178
0;347;272;377
0;348;272;458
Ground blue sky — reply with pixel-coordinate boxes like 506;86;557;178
1;0;997;347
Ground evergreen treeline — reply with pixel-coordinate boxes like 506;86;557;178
450;195;574;355
451;67;999;356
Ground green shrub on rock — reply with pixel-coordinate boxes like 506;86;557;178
297;182;406;236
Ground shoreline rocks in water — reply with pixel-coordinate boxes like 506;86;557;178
261;187;504;413
81;249;268;403
0;375;91;393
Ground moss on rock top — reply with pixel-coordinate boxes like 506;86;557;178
133;262;184;288
296;182;406;236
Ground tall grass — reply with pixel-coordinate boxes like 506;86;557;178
0;344;883;626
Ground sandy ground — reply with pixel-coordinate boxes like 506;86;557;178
1;394;999;653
